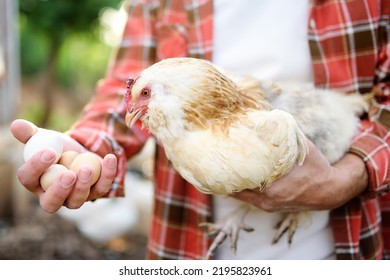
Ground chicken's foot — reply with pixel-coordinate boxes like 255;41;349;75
272;212;299;245
199;204;254;259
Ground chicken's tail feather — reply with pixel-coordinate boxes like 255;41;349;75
344;91;374;117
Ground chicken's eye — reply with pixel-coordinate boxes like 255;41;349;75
141;88;151;98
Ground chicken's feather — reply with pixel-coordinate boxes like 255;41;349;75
154;107;306;195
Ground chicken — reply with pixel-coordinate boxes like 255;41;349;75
124;57;371;259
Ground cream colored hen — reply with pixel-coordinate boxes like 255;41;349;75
124;57;370;259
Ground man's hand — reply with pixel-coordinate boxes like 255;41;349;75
10;119;118;213
233;139;368;212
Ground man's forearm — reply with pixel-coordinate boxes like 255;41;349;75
330;153;368;208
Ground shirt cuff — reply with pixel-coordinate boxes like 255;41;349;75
348;120;390;199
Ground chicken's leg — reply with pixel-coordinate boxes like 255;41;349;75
199;204;254;259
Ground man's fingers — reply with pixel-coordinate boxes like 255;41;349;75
39;170;76;213
88;154;117;200
9;119;38;143
17;148;58;193
63;166;94;209
232;189;280;212
64;154;117;207
232;189;261;205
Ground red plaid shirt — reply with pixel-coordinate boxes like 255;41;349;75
68;0;390;259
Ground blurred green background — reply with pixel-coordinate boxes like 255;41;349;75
18;0;124;131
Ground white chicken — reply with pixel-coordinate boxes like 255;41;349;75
124;57;371;258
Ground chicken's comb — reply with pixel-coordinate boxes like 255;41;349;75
124;78;136;110
126;78;135;89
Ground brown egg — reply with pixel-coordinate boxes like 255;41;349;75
59;151;80;168
40;164;69;191
70;152;102;186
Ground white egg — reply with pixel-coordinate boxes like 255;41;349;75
23;130;64;162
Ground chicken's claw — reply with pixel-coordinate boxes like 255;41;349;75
199;205;254;259
272;212;299;245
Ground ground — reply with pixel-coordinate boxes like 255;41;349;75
0;201;147;260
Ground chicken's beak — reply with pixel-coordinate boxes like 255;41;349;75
125;106;147;127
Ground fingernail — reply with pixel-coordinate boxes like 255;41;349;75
60;174;74;189
107;156;117;169
79;168;92;183
40;149;55;163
